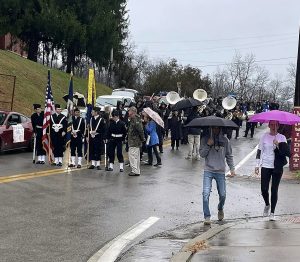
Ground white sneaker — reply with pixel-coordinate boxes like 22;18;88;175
263;205;270;217
204;217;211;225
269;213;276;221
185;155;192;160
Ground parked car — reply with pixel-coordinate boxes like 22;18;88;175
111;88;140;99
0;111;34;152
95;95;134;111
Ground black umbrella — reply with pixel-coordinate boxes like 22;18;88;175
172;97;201;111
185;115;238;128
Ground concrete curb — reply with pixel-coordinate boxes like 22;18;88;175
170;222;237;262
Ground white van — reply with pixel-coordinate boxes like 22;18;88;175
95;95;134;111
111;88;139;99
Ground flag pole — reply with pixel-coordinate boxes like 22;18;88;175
86;124;90;168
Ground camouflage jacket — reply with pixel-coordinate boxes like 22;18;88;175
127;116;145;147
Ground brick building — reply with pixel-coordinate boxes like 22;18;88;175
0;33;27;57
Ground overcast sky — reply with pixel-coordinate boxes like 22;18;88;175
127;0;300;78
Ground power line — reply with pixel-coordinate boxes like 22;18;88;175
177;56;296;64
148;37;296;54
136;32;297;44
192;57;296;68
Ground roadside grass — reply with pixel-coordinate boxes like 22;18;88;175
0;50;111;116
295;171;300;180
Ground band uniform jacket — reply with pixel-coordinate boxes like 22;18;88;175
50;113;67;157
89;116;107;155
31;111;44;135
72;116;86;138
50;113;67;135
107;119;127;141
89;116;107;140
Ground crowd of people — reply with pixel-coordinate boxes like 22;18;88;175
30;95;291;222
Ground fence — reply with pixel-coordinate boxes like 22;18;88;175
0;73;16;111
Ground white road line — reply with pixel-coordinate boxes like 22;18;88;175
226;144;259;176
88;216;160;262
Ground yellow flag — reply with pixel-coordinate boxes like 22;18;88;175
87;69;96;105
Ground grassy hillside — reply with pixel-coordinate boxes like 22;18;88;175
0;50;111;116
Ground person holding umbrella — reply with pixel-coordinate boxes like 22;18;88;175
250;110;300;220
187;116;238;225
254;120;290;221
143;112;162;167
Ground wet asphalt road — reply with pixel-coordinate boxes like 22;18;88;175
1;125;300;262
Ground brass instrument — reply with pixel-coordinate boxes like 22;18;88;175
166;91;181;105
224;112;233;120
193;89;207;102
222;96;237;110
197;104;206;113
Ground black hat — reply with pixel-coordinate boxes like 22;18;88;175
55;104;61;109
33;104;41;110
111;109;120;117
74;107;80;112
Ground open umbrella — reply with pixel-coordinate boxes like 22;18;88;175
172;97;201;111
63;92;86;107
143;107;164;128
249;110;300;125
185;115;239;128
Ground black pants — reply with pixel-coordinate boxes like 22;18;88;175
261;167;283;213
147;145;161;164
108;139;124;163
89;136;101;161
51;132;65;157
71;136;83;157
35;132;46;156
171;139;179;149
245;122;255;138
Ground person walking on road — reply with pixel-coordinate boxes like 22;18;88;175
200;126;235;225
255;120;290;221
144;114;162;167
169;110;182;150
127;106;145;176
186;106;201;160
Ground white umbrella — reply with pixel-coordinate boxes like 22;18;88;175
143;107;164;128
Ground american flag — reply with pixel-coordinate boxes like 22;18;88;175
42;70;55;161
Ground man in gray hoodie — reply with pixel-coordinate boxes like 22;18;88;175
200;126;235;225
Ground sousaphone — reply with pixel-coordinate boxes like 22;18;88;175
166;91;181;105
193;89;207;102
222;96;237;110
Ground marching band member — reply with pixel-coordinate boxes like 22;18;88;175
31;104;46;164
107;110;127;172
69;108;86;168
50;104;67;166
88;107;107;170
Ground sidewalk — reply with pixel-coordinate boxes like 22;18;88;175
172;215;300;262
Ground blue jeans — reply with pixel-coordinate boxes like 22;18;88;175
202;171;226;218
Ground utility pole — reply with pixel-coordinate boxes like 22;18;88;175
290;29;300;171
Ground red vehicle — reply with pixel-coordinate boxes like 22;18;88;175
0;110;34;152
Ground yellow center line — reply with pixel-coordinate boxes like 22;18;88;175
0;140;172;184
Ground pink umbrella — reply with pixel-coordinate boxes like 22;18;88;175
249;110;300;125
143;107;164;128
